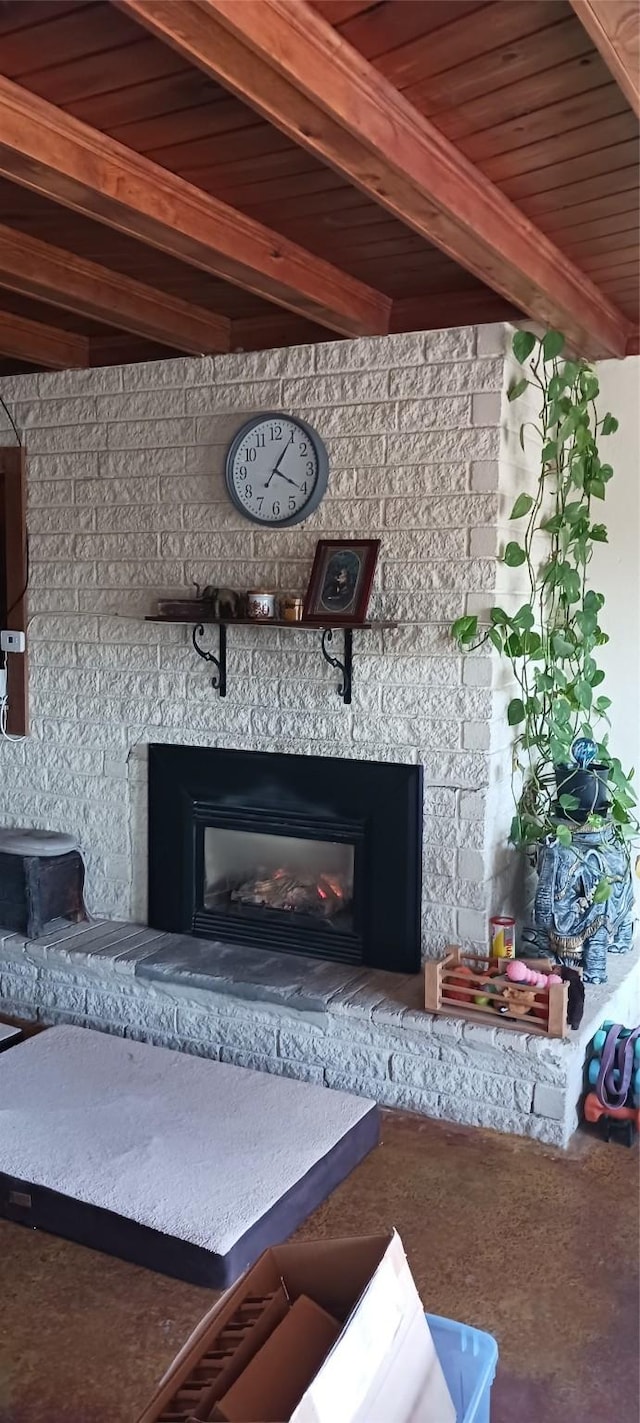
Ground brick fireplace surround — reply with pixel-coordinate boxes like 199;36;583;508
0;322;638;1146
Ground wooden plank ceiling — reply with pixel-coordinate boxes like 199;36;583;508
0;0;636;372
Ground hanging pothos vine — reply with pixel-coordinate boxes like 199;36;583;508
452;328;637;891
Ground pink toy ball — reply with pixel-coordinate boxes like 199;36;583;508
535;972;548;988
546;973;563;985
506;960;528;982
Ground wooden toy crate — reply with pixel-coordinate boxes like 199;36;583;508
425;946;569;1038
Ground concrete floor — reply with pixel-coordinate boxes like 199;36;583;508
0;1110;637;1423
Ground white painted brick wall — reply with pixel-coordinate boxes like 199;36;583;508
0;325;517;958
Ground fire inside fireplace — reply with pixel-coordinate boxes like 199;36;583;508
148;745;422;973
203;827;354;929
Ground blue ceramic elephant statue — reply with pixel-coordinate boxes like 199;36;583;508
533;825;635;983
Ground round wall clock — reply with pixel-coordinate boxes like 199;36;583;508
225;412;329;527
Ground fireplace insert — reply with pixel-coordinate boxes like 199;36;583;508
148;745;422;973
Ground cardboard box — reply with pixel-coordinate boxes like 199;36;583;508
138;1232;455;1423
214;1295;341;1421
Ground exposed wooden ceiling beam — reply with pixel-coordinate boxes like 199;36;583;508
0;75;389;340
570;1;640;117
0;310;88;368
0;223;230;355
391;291;520;333
231;313;338;351
116;0;633;357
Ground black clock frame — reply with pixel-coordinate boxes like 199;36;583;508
224;411;329;527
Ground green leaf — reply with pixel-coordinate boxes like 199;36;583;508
559;793;581;811
564;500;585;524
551;735;571;763
504;632;523;658
599;463;613;482
512;604;534;629
579;371;599;401
593;877;612;904
510;492;534;519
590;668;605;687
507;697;526;726
553;699;572;724
552;632;574;658
490;607;510;626
508;377;529;402
590;523;608;542
503;541;526;567
601;413;618;436
589;478;605;499
512;330;536;363
561;567;581;602
522;631;543;657
547;374;567;401
556;824;572;846
558;413;577;446
571;457;585;489
541;440;558;464
451;615;478;644
594;695;612;713
562;361;580;386
575;677;593;710
542;330;565;361
488;628;503;652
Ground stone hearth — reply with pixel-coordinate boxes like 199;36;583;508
1;918;638;1148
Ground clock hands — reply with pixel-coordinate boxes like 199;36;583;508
265;444;289;488
274;469;302;490
265;441;302;491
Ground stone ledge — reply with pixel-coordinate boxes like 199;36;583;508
1;918;638;1149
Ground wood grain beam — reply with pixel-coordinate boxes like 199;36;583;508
117;0;634;357
0;310;88;368
570;1;640;116
0;75;389;340
391;291;521;333
0;223;230;355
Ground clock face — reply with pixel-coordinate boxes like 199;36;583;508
225;413;329;527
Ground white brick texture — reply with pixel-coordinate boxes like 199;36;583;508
0;325;515;956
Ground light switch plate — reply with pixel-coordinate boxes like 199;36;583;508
0;630;26;653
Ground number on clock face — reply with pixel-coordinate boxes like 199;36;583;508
230;417;320;524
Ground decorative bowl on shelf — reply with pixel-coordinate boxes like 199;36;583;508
247;590;278;620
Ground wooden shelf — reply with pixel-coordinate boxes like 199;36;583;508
146;615;396;629
145;614;397;703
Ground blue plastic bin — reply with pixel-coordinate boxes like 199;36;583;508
426;1313;499;1423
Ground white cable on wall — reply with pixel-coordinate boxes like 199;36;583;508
0;656;25;742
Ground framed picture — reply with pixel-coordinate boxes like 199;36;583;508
303;539;380;624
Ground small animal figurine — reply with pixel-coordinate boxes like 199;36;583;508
497;985;537;1018
194;584;245;619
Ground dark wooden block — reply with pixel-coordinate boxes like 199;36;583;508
0;851;86;939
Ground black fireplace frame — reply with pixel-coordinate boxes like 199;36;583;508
148;744;423;973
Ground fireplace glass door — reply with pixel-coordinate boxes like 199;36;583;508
203;827;355;931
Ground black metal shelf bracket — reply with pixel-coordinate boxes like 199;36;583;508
192;622;227;696
320;626;353;705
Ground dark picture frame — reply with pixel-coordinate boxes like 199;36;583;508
303;539;380;624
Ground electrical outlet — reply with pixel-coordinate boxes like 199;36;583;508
0;630;25;653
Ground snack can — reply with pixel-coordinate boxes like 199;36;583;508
490;915;516;959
